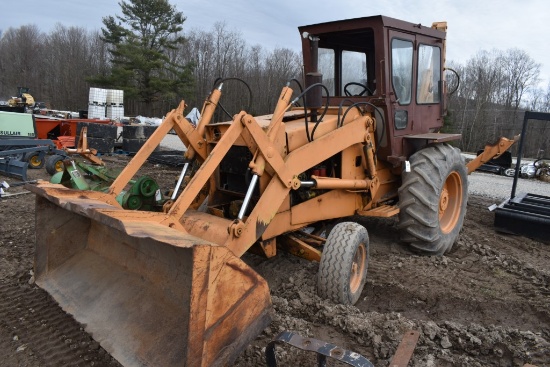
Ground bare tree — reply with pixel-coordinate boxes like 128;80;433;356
447;48;541;156
449;50;503;151
179;23;301;120
42;24;96;110
0;25;45;101
524;84;550;157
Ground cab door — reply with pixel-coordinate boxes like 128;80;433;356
389;31;416;136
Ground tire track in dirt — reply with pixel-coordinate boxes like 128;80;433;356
0;278;121;367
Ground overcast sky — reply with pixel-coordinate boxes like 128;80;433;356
3;0;550;87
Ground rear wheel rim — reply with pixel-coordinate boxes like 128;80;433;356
439;171;463;234
349;243;367;293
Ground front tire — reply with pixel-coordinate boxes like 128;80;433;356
398;144;468;255
317;222;369;305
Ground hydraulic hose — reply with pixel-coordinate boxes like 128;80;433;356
212;77;253;119
337;101;386;153
290;83;330;141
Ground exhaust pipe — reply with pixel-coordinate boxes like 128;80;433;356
304;34;323;122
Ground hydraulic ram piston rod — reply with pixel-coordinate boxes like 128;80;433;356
238;174;259;220
171;163;189;200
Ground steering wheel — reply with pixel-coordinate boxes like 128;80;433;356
343;82;373;97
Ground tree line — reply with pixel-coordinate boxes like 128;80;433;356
0;0;548;158
445;49;550;157
0;22;300;118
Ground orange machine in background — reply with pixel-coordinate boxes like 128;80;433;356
35;116;113;149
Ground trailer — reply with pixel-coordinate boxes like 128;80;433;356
0;111;66;180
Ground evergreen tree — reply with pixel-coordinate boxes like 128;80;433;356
92;0;193;115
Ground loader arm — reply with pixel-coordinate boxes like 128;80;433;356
466;135;519;174
106;88;223;203
104;103;191;202
225;112;372;257
137;84;373;257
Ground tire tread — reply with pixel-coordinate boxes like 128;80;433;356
318;222;369;305
397;144;468;255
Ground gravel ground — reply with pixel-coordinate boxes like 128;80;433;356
160;133;186;150
463;151;548;201
467;171;549;201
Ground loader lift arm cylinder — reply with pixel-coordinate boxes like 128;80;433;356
185;84;223;161
239;86;294;219
171;162;189;200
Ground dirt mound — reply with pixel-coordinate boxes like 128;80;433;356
236;197;550;366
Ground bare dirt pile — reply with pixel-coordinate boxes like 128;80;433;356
0;156;548;366
234;197;550;367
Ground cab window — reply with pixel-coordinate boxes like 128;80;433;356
318;48;335;95
341;50;368;96
391;39;413;105
417;44;441;104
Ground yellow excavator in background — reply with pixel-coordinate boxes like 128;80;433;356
6;87;35;112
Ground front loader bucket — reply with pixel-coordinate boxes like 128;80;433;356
28;182;272;367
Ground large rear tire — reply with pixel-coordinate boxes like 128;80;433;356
398;144;468;255
317;222;369;305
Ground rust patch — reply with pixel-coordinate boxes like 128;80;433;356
255;219;269;240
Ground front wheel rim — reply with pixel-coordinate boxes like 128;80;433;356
349;243;367;293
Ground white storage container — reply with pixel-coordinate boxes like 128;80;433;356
89;88;107;105
106;106;124;120
106;89;124;106
88;104;106;119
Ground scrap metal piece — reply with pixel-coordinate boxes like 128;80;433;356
389;330;420;367
265;331;374;367
494;193;550;241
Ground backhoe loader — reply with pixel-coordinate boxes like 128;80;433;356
28;15;516;366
